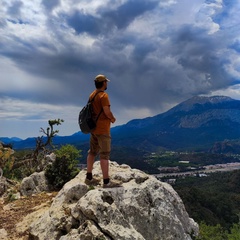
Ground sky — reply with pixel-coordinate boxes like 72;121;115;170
0;0;240;139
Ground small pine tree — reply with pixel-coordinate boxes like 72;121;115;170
45;144;81;190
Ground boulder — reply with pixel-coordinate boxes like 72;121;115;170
44;152;56;166
0;177;20;199
29;161;199;240
20;171;50;196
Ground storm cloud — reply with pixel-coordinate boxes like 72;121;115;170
0;0;240;138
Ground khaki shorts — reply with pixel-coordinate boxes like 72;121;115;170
88;134;111;160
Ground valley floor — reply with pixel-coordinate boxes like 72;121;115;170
155;162;240;179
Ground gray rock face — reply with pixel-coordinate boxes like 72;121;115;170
29;161;199;240
20;171;50;196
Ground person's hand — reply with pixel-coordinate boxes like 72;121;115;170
111;117;116;123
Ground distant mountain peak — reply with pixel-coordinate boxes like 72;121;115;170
0;137;22;144
186;95;233;104
169;95;234;113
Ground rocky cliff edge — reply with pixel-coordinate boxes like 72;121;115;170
29;161;198;240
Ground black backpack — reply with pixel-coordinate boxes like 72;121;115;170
78;91;103;134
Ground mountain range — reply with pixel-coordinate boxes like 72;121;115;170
2;95;240;154
111;95;240;152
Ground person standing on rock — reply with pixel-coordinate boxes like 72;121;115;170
85;74;121;188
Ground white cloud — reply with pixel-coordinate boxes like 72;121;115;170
194;0;223;34
116;107;154;124
0;97;81;138
208;84;240;101
0;0;240;138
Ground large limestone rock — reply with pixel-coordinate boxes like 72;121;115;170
20;171;50;196
29;161;198;240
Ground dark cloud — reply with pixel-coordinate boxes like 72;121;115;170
168;25;236;89
66;0;158;36
0;0;240;137
100;0;158;30
66;11;102;36
7;0;23;17
41;0;60;11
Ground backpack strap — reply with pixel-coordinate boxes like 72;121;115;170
89;91;104;122
89;90;103;102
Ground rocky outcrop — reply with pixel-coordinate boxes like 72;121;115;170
0;177;19;199
20;171;50;196
29;161;198;240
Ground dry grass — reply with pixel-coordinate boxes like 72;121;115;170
0;192;58;240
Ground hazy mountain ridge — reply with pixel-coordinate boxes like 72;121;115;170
0;137;22;145
124;95;240;128
2;95;240;152
171;95;233;112
110;95;240;150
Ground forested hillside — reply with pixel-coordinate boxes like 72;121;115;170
174;170;240;231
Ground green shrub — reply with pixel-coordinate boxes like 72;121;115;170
45;145;81;190
228;224;240;240
196;222;240;240
196;222;228;240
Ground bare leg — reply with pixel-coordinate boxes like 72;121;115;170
100;159;109;179
87;153;95;173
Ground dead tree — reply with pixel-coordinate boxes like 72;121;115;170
32;119;64;170
0;143;15;178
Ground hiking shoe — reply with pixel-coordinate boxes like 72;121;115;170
103;180;122;188
84;178;100;186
